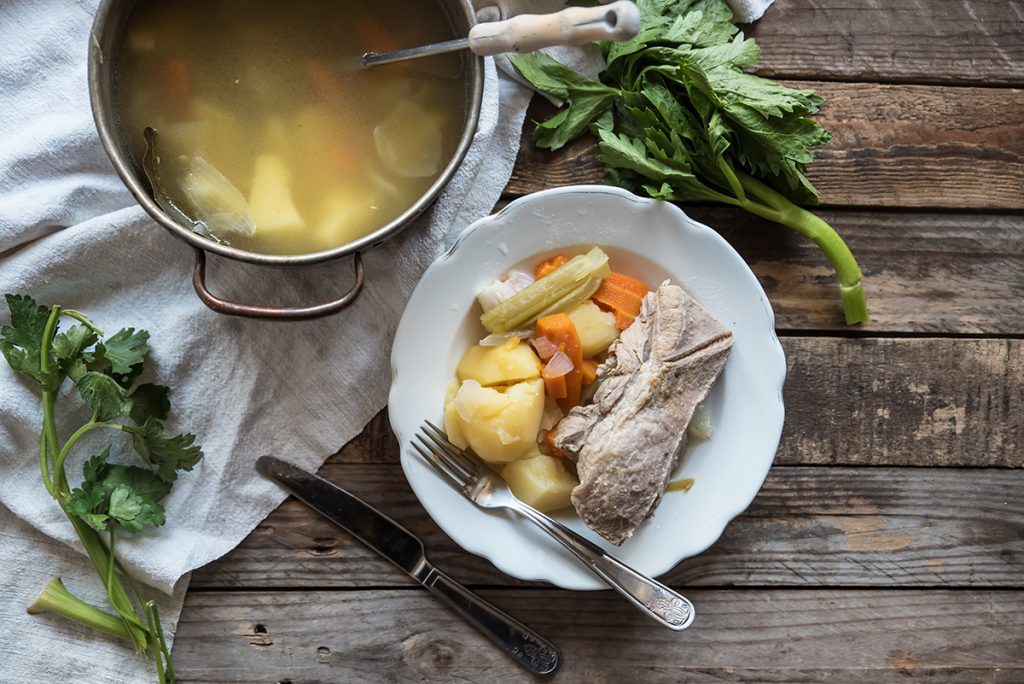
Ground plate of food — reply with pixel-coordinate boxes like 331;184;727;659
388;185;785;589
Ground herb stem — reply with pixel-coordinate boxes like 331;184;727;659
39;306;62;478
40;429;54;496
27;577;134;642
65;513;150;652
61;309;104;335
147;601;175;683
737;172;869;324
52;421;125;496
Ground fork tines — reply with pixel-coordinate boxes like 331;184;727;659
413;421;480;489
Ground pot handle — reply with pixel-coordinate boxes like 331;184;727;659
191;249;365;320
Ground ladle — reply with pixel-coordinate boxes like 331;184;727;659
362;1;640;68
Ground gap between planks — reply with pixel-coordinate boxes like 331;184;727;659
171;588;1024;683
507;83;1024;211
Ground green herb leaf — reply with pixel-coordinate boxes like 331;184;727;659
76;371;129;420
508;0;868;323
53;324;99;381
128;417;203;483
126;383;171;426
1;294;53;384
509;53;619;151
67;447;171;533
96;328;151;376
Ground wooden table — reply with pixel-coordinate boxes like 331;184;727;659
172;1;1024;680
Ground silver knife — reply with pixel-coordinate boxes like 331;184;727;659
255;456;560;677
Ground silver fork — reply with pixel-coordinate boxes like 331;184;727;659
413;421;696;631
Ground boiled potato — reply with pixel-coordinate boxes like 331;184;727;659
443;380;468;449
456;341;542;387
315;186;380;249
373;99;444;178
447;378;544;463
248;153;304;233
568;300;619;358
687;401;713;440
189;98;247;186
501;451;579;512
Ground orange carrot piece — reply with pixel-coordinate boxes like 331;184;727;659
536;313;583;410
544;429;568;459
356;19;403;53
542;368;567;400
534;255;568;280
592;272;652;330
606;272;651;297
580;358;598;386
163;58;189;104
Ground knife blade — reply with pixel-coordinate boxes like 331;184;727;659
255;456;560;677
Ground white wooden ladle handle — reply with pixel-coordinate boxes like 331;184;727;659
468;1;641;56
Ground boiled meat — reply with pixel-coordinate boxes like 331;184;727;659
553;281;732;544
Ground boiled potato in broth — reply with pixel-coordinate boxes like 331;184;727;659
116;0;467;255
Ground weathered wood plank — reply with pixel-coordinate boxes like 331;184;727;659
748;0;1024;86
191;466;1024;590
782;338;1023;465
172;588;1024;683
507;84;1024;210
277;339;1024;468
670;208;1024;333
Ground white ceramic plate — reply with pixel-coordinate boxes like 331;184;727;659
388;185;785;590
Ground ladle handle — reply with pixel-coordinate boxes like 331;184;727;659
468;1;641;56
191;249;365;320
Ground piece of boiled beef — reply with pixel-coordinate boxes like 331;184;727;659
553;281;733;545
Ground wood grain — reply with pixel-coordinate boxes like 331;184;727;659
669;208;1024;333
747;0;1024;86
781;338;1023;465
172;588;1024;683
190;466;1024;590
507;83;1024;210
275;338;1024;468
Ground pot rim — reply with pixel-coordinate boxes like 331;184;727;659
88;0;485;267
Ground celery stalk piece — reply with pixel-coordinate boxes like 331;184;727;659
534;276;603;322
481;247;611;333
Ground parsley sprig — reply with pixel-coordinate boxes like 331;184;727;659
510;0;869;324
2;294;203;683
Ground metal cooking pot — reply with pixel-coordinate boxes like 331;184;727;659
89;0;484;320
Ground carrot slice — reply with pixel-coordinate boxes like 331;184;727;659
534;255;568;280
592;272;652;330
163;58;189;105
580;358;598;386
542;368;567;400
544;429;568;459
536;313;582;410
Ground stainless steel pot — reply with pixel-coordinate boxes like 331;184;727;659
89;0;484;319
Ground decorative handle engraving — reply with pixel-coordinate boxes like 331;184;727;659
646;593;693;627
515;502;696;631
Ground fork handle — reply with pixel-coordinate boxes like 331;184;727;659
513;503;695;630
420;564;560;676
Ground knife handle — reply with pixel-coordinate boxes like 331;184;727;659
420;565;560;676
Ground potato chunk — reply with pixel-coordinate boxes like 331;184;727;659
502;451;579;512
447;378;544;463
567;300;619;358
456;341;542;387
248;153;304;233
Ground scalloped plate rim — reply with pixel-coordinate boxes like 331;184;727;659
388;185;786;590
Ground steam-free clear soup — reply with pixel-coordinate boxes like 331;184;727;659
116;0;468;255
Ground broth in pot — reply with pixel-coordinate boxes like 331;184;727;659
116;0;468;256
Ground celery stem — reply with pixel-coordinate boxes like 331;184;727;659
737;172;869;325
28;577;133;642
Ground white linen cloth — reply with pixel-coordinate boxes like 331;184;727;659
0;0;770;681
